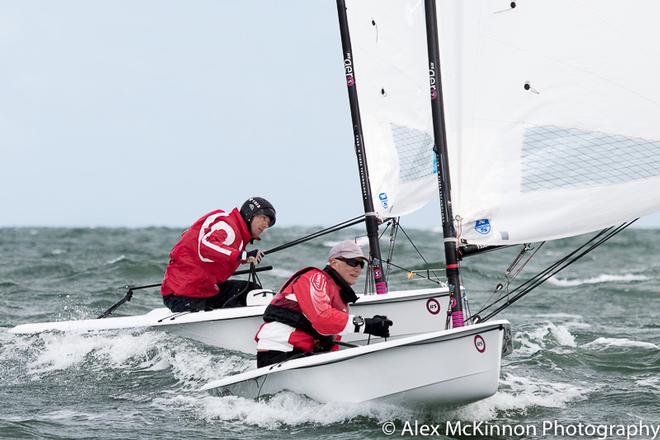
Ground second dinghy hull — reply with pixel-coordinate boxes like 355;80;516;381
202;320;512;407
10;287;451;354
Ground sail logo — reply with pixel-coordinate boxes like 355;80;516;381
378;192;389;209
475;219;491;235
344;56;355;87
474;335;486;353
429;62;438;100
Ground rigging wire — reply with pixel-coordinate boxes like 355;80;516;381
474;221;635;322
478;242;544;312
356;217;449;291
384;218;399;280
383;261;445;285
398;224;442;281
507;243;543;283
363;264;375;295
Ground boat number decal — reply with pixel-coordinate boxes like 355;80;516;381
378;192;389;209
474;335;486;353
475;219;491;235
426;298;440;315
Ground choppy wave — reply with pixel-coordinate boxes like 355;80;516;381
267;268;296;280
22;331;168;375
322;236;370;249
547;273;649;287
515;321;577;356
583;337;659;351
636;377;660;393
106;255;127;265
153;393;408;428
14;330;250;385
451;374;588;421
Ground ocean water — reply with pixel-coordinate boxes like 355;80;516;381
1;226;659;440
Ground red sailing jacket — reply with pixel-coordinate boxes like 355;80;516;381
255;268;352;353
161;208;252;298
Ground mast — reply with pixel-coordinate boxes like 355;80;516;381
424;0;464;327
335;0;388;294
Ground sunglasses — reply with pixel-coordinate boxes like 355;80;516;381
337;257;365;269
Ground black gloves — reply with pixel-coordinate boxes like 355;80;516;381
245;249;265;265
364;315;393;338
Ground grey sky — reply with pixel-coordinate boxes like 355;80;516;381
1;0;659;230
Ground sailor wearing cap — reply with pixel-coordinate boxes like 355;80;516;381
255;240;393;367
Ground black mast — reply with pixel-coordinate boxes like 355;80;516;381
424;0;464;327
335;0;388;294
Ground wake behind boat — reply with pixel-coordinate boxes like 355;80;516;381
201;320;512;407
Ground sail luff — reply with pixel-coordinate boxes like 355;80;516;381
335;0;388;294
342;0;440;219
424;0;464;328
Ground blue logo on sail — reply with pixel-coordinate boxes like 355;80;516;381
378;192;389;209
475;219;491;235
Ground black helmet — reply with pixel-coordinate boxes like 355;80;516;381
240;197;276;228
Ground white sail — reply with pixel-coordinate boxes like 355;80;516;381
437;0;660;245
345;0;437;218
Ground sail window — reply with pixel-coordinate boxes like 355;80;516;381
391;124;435;182
522;126;660;192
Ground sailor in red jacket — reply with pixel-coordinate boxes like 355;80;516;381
161;197;276;312
255;240;393;367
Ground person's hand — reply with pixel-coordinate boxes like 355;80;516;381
246;249;265;265
364;315;393;338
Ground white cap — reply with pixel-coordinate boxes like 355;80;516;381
328;240;367;261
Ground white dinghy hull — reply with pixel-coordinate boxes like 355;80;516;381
9;287;450;354
202;320;512;407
